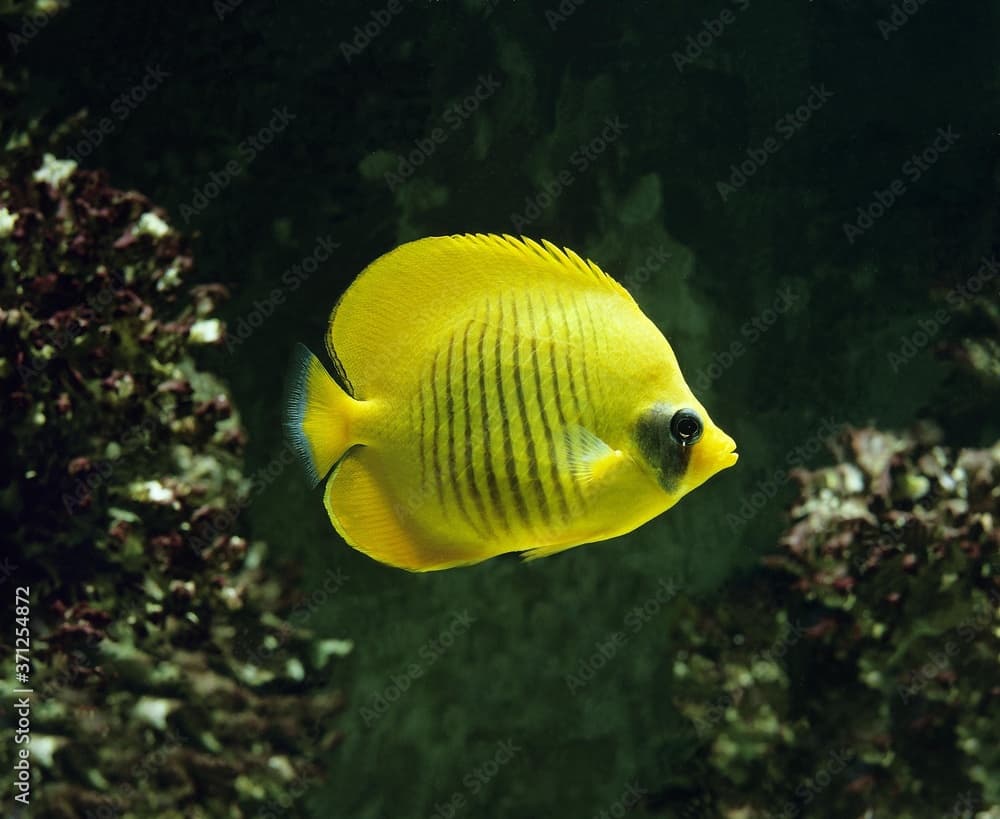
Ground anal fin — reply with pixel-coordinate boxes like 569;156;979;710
520;538;593;562
324;449;481;572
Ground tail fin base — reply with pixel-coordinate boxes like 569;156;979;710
285;343;354;486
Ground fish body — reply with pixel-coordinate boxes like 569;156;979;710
286;234;737;571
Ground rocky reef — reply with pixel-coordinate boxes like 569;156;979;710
939;263;1000;392
0;143;346;817
664;424;999;819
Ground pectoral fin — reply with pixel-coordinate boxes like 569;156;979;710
519;426;627;563
563;425;624;484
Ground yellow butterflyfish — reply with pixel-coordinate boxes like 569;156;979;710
286;234;737;571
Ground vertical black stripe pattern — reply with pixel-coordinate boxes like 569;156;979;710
571;299;596;408
541;296;568;428
445;332;476;530
479;301;508;530
430;349;445;506
552;293;587;504
495;297;530;524
462;321;491;534
555;293;584;420
526;295;570;520
418;382;427;490
582;297;604;363
510;297;550;524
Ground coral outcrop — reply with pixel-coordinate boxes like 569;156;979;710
0;149;346;818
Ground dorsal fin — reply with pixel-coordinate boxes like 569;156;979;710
325;234;638;397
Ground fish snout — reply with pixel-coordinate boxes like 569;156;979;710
691;426;738;479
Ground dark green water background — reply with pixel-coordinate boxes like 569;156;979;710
16;1;998;816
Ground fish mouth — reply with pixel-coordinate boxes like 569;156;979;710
691;432;739;477
707;446;738;472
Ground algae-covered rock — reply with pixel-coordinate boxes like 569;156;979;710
662;425;999;819
941;272;1000;389
0;142;345;817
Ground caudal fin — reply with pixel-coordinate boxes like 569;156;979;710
285;343;356;486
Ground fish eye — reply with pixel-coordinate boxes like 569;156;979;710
670;409;702;446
